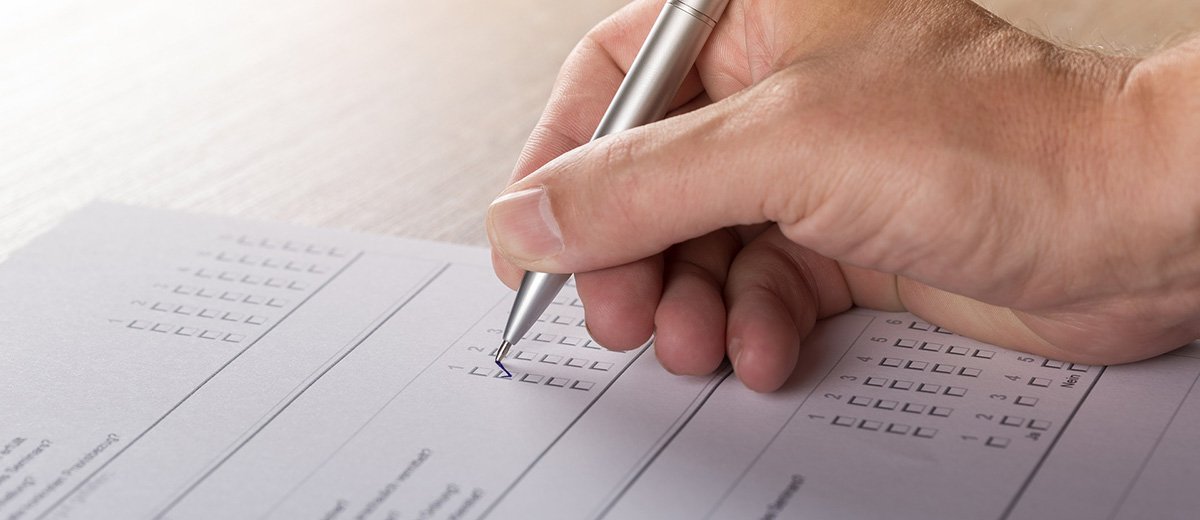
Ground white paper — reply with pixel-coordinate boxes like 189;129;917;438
0;203;1196;520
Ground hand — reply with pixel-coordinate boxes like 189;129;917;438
487;0;1200;392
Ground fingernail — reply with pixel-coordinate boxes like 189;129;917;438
489;186;563;262
728;338;743;371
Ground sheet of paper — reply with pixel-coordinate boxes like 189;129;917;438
0;203;1197;520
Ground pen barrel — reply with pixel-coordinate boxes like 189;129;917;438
592;0;729;139
503;271;572;345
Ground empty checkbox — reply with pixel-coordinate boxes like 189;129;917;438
958;367;982;378
864;377;888;387
582;340;601;350
875;400;899;411
946;345;970;356
1015;396;1039;407
890;380;914;391
886;423;911;434
590;362;614;371
859;420;883;431
223;333;245;343
944;386;967;397
219;292;244;302
559;336;582;346
1028;419;1051;430
515;351;537;361
917;383;941;394
174;305;197;316
151;302;172;312
520;374;544;384
219;271;239;281
174;285;198;295
533;333;556;343
1000;416;1024;427
265;278;286;288
175;327;198;337
894;339;919;348
986;436;1011;448
469;366;493;376
905;360;929;371
288;281;308;291
914;427;938;438
848;396;872;406
902;403;926;414
151;323;172;333
540;354;563;364
565;358;588;368
546;377;570;387
246;315;267;325
199;309;220;318
880;358;903;368
909;321;933;331
552;315;574;325
932;364;956;374
972;349;995;359
222;312;245;322
1029;377;1051;387
242;275;264;285
929;406;953;417
919;342;943;352
199;330;221;340
570;298;584;307
244;295;266;305
832;416;856;427
1068;363;1089;372
571;380;595;391
1042;359;1064;369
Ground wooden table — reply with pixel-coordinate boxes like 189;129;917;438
2;0;1198;259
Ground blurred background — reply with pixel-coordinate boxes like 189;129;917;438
1;0;1197;260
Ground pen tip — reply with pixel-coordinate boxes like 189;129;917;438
495;340;514;379
495;360;513;379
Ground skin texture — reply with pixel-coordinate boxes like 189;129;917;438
487;0;1200;392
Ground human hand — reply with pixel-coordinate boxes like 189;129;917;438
487;0;1200;392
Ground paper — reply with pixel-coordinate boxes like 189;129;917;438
1;203;1197;520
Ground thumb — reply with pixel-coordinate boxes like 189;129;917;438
487;80;806;274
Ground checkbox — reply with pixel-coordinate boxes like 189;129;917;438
1068;363;1089;372
1042;359;1064;369
905;360;929;371
494;370;516;379
944;386;967;397
282;242;301;252
533;333;555;343
240;255;260;266
1001;415;1024;427
1029;377;1051;387
199;309;220;319
174;305;197;316
889;380;914;390
126;320;150;330
858;420;883;431
986;436;1011;448
902;403;926;414
246;315;267;325
864;377;888;387
553;295;568;305
469;367;493;376
832;416;856;427
576;318;587;327
946;346;969;356
582;340;602;350
219;271;239;281
175;327;198;336
1028;419;1051;430
880;358;903;368
848;396;872;406
262;258;282;269
570;298;584;308
909;321;932;331
284;261;304;271
199;330;221;340
244;295;267;305
552;315;574;325
216;252;235;262
306;244;329;254
242;275;264;285
917;383;941;394
571;380;595;391
265;278;286;288
536;315;548;323
590;362;614;371
546;377;570;387
894;339;919;348
267;298;287;308
932;364;956;374
515;351;537;361
973;349;996;359
308;264;327;274
958;367;982;378
151;302;172;312
559;336;582;346
540;354;563;364
875;400;899;411
914;427;938;439
565;358;588;368
886;423;911;434
929;406;953;417
195;269;215;279
222;312;245;322
174;285;197;295
288;281;308;291
919;342;943;352
151;323;172;333
220;292;244;302
1015;396;1039;407
520;374;543;384
223;333;245;343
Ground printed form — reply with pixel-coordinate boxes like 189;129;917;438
0;204;1197;520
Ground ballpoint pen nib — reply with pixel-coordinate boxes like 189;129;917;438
495;340;514;378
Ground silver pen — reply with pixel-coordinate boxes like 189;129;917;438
496;0;730;376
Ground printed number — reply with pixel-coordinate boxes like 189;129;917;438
1005;375;1021;382
989;394;1008;401
870;337;887;343
887;320;903;325
975;413;994;421
808;414;826;420
467;346;485;353
857;356;873;363
1017;356;1035;363
839;375;857;382
824;393;843;400
486;328;503;334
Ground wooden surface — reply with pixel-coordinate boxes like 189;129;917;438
2;0;1198;260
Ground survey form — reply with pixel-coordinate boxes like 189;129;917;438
0;203;1197;520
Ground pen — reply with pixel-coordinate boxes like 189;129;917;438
496;0;730;376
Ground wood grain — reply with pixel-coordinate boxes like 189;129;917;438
1;0;1197;259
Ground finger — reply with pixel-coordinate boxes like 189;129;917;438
486;69;834;275
725;228;852;392
575;257;663;351
653;230;742;375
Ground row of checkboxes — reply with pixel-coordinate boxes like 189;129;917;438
146;302;269;325
188;271;309;291
1042;359;1090;372
863;377;969;397
879;357;983;378
208;251;330;274
519;333;604;351
467;366;596;390
847;395;953;417
907;321;953;335
832;416;938;438
893;339;994;359
995;415;1051;430
169;286;289;308
229;235;349;257
127;320;245;342
502;350;614;371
